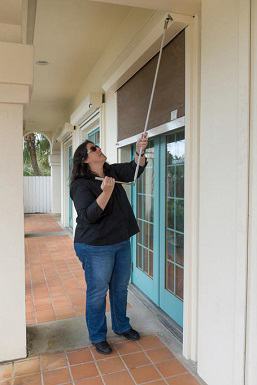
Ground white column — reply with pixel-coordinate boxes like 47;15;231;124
49;152;61;214
0;104;26;362
0;42;33;362
198;0;250;384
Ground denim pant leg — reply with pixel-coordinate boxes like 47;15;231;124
74;243;115;344
109;240;132;334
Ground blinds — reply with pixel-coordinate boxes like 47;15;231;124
117;30;185;142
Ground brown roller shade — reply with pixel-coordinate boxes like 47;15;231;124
117;30;185;141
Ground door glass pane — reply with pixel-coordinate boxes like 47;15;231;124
166;230;175;262
175;200;184;233
166;261;174;293
167;199;175;229
175;233;184;267
165;130;185;300
136;140;154;279
95;130;100;146
175;266;184;300
176;165;184;198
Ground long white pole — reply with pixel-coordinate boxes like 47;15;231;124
133;14;173;183
95;14;173;185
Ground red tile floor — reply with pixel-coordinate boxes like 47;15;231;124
0;214;202;385
25;234;87;324
0;336;201;385
25;215;130;325
25;214;63;235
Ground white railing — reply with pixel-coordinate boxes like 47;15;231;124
24;176;51;213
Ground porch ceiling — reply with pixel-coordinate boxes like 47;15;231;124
25;0;130;134
0;0;22;24
25;0;201;136
91;0;201;16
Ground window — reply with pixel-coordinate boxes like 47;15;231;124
88;128;100;146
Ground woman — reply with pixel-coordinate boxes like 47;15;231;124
70;134;148;354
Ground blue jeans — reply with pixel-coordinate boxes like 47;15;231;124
74;240;132;344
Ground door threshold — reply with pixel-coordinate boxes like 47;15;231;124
129;283;183;344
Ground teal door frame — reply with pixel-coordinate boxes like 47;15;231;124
131;130;184;327
159;134;184;327
131;138;160;305
88;127;100;146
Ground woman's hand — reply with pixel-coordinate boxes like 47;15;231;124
136;133;148;154
100;176;115;196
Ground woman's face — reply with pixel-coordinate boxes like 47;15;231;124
84;142;107;165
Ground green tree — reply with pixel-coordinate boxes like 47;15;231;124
24;133;40;175
23;133;51;176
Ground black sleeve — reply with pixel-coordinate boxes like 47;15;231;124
71;183;104;224
111;159;148;183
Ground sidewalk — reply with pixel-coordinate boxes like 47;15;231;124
0;214;205;385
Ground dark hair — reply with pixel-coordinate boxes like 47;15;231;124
70;140;109;185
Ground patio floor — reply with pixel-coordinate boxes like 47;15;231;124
0;214;204;385
25;215;130;325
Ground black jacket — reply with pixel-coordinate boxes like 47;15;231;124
70;160;147;246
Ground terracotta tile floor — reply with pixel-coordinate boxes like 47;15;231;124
0;336;201;385
25;214;63;234
25;215;131;325
25;234;86;324
18;214;203;385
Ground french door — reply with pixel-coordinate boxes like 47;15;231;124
131;129;185;327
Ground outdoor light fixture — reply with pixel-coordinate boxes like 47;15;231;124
35;60;49;65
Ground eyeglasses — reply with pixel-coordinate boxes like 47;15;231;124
87;145;100;155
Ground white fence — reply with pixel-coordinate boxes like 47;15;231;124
24;176;51;213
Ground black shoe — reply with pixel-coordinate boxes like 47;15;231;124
93;341;112;355
114;328;140;341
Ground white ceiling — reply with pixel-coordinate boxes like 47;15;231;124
25;0;201;135
26;0;130;133
91;0;201;16
0;0;22;25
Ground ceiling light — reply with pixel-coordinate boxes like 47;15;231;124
35;60;49;65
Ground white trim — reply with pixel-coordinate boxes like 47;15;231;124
116;117;185;148
183;15;201;362
70;93;102;126
79;108;100;129
233;1;251;383
63;134;72;144
79;110;101;145
56;123;74;142
245;0;257;382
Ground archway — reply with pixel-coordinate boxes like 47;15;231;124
23;132;52;177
